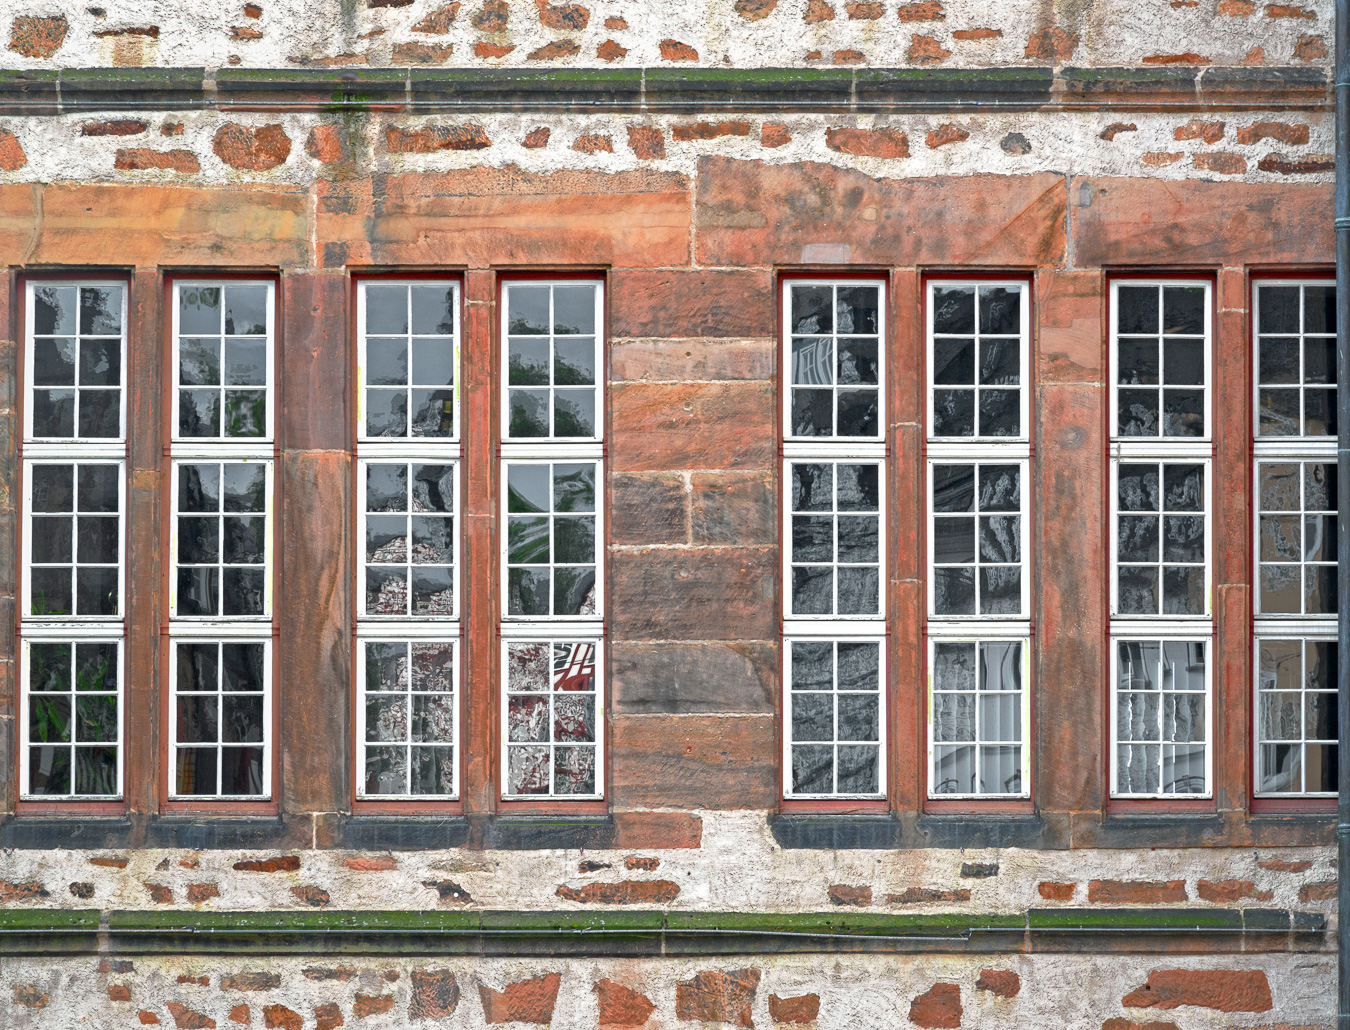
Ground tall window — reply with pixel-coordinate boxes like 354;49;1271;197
169;281;274;800
926;280;1030;799
356;281;461;800
20;280;127;800
782;280;886;800
1253;280;1337;797
501;280;604;800
1109;280;1212;798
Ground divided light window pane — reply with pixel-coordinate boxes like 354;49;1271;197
504;639;602;799
173;461;271;619
28;283;125;440
1255;283;1336;438
786;282;882;440
505;461;600;619
930;640;1025;797
787;460;882;619
1255;637;1337;796
1114;283;1208;439
1113;639;1209;798
786;639;883;798
362;461;458;619
176;284;271;439
25;461;122;619
505;283;600;441
361;640;457;797
930;283;1024;439
171;640;269;799
1114;461;1208;618
23;638;122;799
362;283;458;439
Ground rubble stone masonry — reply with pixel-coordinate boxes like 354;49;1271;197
0;0;1340;1027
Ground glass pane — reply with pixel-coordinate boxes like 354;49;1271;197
32;389;75;437
508;390;549;437
75;566;119;616
80;338;120;386
411;567;455;616
1259;337;1299;384
367;339;407;386
366;641;408;692
410;392;454;440
838;339;878;385
1258;285;1300;333
1161;287;1204;334
33;338;76;386
838;693;878;741
836;745;878;794
1118;286;1158;334
220;747;263;795
791;388;832;436
933;389;974;436
180;286;221;335
792;337;832;386
224;339;266;387
509;339;549;385
81;288;123;336
222;568;265;616
1258;388;1300;436
791;744;833;794
179;516;221;564
553;286;595;335
933;339;974;385
838;642;878;690
553;389;596;437
411;285;455;335
979;286;1020;334
554;338;594;386
837;286;879;334
507;745;550;794
979;339;1019;385
1117;388;1159;436
73;746;117;796
791;641;832;691
933;287;974;334
33;286;77;335
365;746;407;795
223;464;265;512
791;566;832;615
507;287;549;334
933;567;975;616
791;286;833;334
412;694;456;743
29;746;71;795
365;285;407;335
837;389;878;436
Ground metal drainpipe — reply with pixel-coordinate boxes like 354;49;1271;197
1338;1;1350;1027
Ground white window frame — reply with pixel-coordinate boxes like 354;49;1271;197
1252;625;1337;798
356;627;460;800
781;630;887;800
357;279;461;449
1253;457;1336;619
501;280;604;446
21;458;126;623
782;279;886;445
1108;457;1212;621
167;632;273;801
1252;279;1337;442
23;279;128;446
19;630;125;800
783;458;886;622
357;455;460;622
168;458;275;622
926;630;1031;800
926;457;1030;622
1109;628;1214;799
1109;279;1213;445
171;279;276;450
926;278;1030;444
500;630;605;801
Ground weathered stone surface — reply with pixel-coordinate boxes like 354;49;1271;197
409;970;460;1020
221;974;281;992
1122;970;1273;1013
594;979;655;1027
611;640;775;715
769;993;820;1024
611;474;687;546
611;714;777;808
610;383;774;472
8;15;67;57
910;983;962;1029
1088;880;1188;904
555;879;681;904
478;973;561;1025
166;1002;217;1029
827;884;873;906
1196;879;1273;903
675;969;760;1027
975;970;1020;998
213;124;292;171
610;548;776;640
233;856;300;873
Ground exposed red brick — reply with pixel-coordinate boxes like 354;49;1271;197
673;121;751;141
314;1003;341;1030
167;1002;217;1029
474;41;514;57
597;38;628;61
303;968;358;982
833;48;864;63
660;39;698;60
393;41;454;62
422;879;474;903
1025;26;1079;60
1266;3;1315;16
886;888;971;904
805;49;823;59
897;0;944;19
144;882;174;903
178;976;209;987
624;856;660;871
233;856;300;874
1122;970;1273;1013
556;879;681;904
141;1012;161;1024
846;1;883;17
1142;151;1184;165
761;123;791;148
305;125;348;164
70;882;95;898
907;34;950;64
926;123;969;148
289;885;331;907
627;125;664;159
222;974;281;992
286;51;370;66
1038;882;1077;900
1194;151;1247;174
1258;858;1312;872
805;0;836;22
953;27;1001;39
769;993;820;1024
910;983;961;1029
162;122;185;135
572;132;614;154
1143;52;1209;63
186;883;220;904
353;994;394;1018
341;856;395;872
605;16;627;28
262;1006;302;1030
528;39;580;59
409;970;460;1020
1299;880;1337;902
0;881;50;902
479;973;562;1025
1174;118;1225;143
1197;879;1274;903
387;124;491;152
734;0;778;19
229;1005;250;1026
595;979;655;1027
1102;1021;1180;1030
675;969;760;1028
231;25;263;39
1218;0;1256;11
975;969;1020;998
101;960;135;974
471;0;508;31
212;124;292;171
1257;148;1328;172
8;15;68;58
826;126;909;157
1089;880;1188;904
115;148;200;172
382;972;400;983
1293;34;1329;60
413;3;460;31
94;26;160;37
369;0;414;6
0;129;26;171
109;985;133;1002
81;120;148;137
828;884;873;907
244;3;263;15
535;0;590;29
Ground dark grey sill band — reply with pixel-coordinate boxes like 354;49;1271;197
0;66;1329;117
0;908;1328;957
